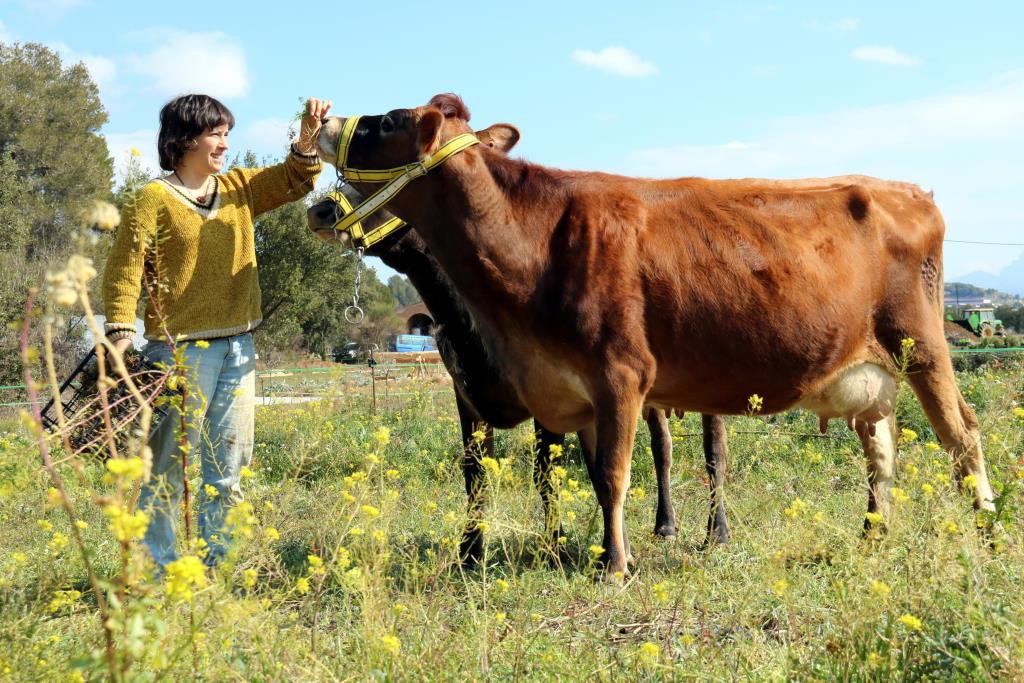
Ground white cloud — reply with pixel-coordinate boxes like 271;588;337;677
128;30;248;98
571;46;657;77
851;46;921;68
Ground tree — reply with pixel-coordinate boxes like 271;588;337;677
0;42;112;260
0;42;114;383
387;274;421;307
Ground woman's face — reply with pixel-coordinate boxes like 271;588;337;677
181;123;230;175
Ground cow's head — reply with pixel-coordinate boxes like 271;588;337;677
308;111;520;255
314;93;520;186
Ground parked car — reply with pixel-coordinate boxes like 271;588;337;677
332;341;363;364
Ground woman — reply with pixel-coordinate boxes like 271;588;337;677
102;94;331;569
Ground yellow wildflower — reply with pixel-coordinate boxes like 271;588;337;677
296;577;310;595
481;457;500;475
899;614;923;631
943;520;958;534
242;568;258;589
900;428;918;443
784;497;808;518
865;511;884;527
360;504;380;519
870;579;891;599
1014;406;1024;419
130;146;142;157
747;394;764;413
374;426;391;446
589;545;604;557
106;456;145;481
74;520;88;530
921;483;934;497
379;634;400;656
494;611;506;623
477;521;490;533
962;474;978;491
772;578;789;597
265;527;280;541
891;487;909;503
203;484;219;499
629;487;646;501
925;441;941;452
165;556;208;602
652;581;670;604
194;340;210;349
548;443;563;458
638;641;660;665
495;578;509;593
239;465;254;479
471;429;486;443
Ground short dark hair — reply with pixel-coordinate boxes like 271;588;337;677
157;94;235;171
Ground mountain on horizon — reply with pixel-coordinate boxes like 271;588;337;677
953;251;1024;297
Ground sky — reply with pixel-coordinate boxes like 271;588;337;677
2;0;1023;288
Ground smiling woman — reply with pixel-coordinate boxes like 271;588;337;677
101;93;332;571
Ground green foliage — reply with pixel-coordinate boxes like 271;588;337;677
387;274;421;307
995;305;1024;334
0;42;114;384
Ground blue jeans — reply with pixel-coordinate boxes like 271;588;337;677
138;333;256;568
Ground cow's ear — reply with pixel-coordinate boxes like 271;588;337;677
475;124;521;153
417;108;444;158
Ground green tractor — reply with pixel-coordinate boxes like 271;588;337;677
948;306;1005;337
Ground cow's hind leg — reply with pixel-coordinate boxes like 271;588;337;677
533;420;567;562
647;408;677;539
456;394;490;565
702;414;731;546
904;341;995;510
855;414;896;531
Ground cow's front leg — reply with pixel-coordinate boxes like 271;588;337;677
593;389;643;583
455;394;490;565
533;421;567;563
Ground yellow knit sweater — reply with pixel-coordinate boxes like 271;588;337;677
102;149;322;342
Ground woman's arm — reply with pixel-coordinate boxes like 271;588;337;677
101;184;161;344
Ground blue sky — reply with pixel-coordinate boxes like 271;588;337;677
3;0;1023;286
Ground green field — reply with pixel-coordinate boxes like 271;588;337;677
1;359;1023;681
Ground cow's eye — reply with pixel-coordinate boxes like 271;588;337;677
381;116;395;134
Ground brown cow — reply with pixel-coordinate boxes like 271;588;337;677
314;94;994;580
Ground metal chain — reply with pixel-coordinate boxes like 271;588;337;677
345;246;365;323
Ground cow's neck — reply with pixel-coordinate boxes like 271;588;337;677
397;151;564;321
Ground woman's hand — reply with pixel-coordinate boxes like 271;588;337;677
296;98;333;155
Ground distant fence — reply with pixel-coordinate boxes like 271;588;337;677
3;349;1024;409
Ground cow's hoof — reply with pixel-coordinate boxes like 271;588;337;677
653;524;678;540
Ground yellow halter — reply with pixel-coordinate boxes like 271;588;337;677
329;115;480;236
325;187;406;250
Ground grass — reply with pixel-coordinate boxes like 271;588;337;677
1;361;1023;681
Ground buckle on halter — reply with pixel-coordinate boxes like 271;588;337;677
407;161;427;179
